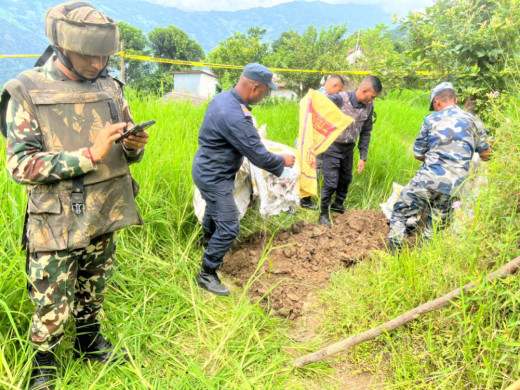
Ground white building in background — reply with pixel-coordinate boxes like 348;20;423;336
346;47;364;65
346;30;365;66
172;70;218;97
270;87;298;100
270;73;298;100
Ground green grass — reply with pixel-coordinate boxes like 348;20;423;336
315;93;520;389
1;88;520;389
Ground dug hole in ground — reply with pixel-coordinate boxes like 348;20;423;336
222;209;389;320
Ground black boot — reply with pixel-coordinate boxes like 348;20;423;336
28;350;57;390
330;201;345;214
300;197;318;210
319;210;331;228
196;265;230;296
74;320;128;364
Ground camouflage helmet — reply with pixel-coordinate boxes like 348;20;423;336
45;1;119;56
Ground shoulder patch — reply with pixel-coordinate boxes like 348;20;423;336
240;104;252;118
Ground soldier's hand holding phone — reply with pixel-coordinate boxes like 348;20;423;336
118;120;155;149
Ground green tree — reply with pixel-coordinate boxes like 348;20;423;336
148;25;205;72
110;21;152;89
401;0;520;112
207;28;270;90
133;69;174;94
270;24;349;98
271;31;293;53
344;24;422;91
144;25;205;93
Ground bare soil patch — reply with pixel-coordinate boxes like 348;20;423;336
222;210;390;319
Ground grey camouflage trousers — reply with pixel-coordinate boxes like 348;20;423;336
388;181;455;246
27;232;116;350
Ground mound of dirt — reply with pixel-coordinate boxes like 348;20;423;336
222;210;390;319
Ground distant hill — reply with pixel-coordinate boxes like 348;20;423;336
0;0;392;85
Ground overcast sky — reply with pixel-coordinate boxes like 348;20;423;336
144;0;435;15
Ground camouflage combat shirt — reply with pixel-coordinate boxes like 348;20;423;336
412;104;489;196
4;57;144;252
335;90;374;161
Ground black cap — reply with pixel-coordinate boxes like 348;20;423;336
242;63;277;90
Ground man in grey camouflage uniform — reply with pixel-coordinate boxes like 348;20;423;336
0;2;149;389
388;82;491;252
299;75;345;210
319;75;382;227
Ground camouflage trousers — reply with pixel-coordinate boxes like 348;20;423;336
27;232;116;350
388;181;455;246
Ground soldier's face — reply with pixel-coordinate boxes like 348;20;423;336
66;51;108;79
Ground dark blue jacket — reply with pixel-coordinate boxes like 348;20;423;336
192;88;285;192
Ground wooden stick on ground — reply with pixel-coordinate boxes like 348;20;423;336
505;378;520;390
293;255;520;368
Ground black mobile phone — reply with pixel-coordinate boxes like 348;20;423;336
116;120;155;143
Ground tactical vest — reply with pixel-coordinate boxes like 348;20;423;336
336;95;373;144
3;67;143;253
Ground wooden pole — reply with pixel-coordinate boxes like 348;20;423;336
120;41;125;84
505;378;520;390
293;255;520;368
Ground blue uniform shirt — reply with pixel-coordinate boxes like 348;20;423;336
412;104;489;195
192;88;285;192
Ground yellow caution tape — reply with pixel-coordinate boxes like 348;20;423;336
0;53;430;76
117;53;378;75
0;54;40;59
3;52;519;76
0;52;441;76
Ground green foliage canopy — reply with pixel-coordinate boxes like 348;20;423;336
148;25;205;71
110;21;153;89
401;0;520;110
108;22;205;93
207;28;270;90
343;24;422;90
270;24;349;98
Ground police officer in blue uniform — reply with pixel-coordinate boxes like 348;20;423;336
192;63;295;296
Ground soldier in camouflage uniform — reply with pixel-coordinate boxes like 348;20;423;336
0;2;149;389
388;82;491;252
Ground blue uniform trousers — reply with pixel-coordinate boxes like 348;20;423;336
388;181;455;246
320;142;355;210
199;188;240;270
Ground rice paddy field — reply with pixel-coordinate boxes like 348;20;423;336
1;87;520;389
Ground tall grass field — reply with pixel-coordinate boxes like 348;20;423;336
1;88;520;389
